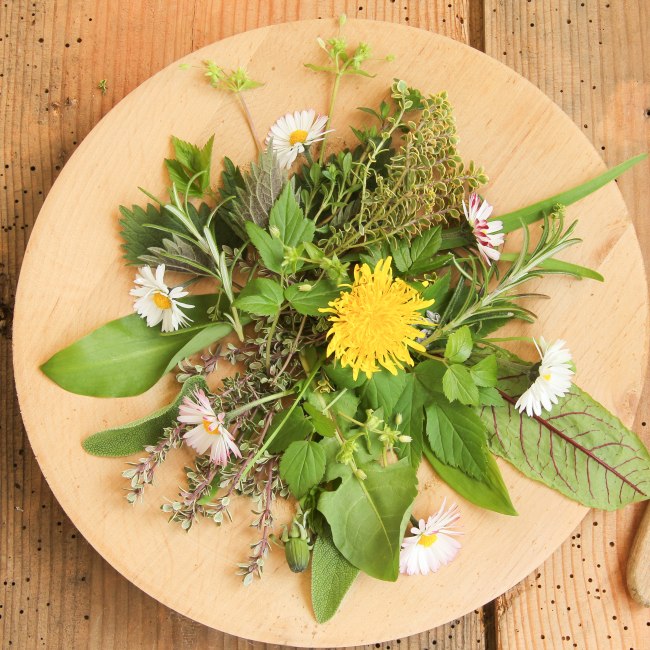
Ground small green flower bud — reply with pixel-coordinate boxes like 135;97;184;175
353;468;367;481
285;537;311;573
394;413;403;426
298;284;313;292
269;225;281;239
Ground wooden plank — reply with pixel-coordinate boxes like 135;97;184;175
484;1;650;648
0;1;486;648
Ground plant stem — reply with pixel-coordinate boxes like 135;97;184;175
319;72;342;164
264;310;281;373
227;389;294;421
237;92;263;152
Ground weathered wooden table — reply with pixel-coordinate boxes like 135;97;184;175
1;1;648;648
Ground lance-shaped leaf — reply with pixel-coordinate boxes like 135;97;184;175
480;387;650;510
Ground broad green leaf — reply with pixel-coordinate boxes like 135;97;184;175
164;322;235;373
425;401;488;480
304;403;336;438
499;253;604;282
408;227;443;275
307;389;360;436
318;460;418;581
233;278;284;315
311;530;360;623
284;278;341;316
82;376;208;456
445;325;473;363
245;221;284;273
269;183;315;248
266;407;314;453
480;386;650;510
470;355;497;388
324;364;366;390
499;154;647;233
41;295;217;397
423;446;517;516
477;386;503;406
442;364;479;405
361;369;409;415
280;441;327;498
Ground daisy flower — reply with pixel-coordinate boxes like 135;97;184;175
178;389;242;466
319;257;435;380
400;500;462;576
266;109;331;169
515;337;574;417
463;192;505;265
130;264;193;332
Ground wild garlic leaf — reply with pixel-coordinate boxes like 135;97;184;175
442;364;479;405
470;354;498;388
425;401;488;480
280;441;327;499
445;325;473;363
318;459;418;581
481;386;650;510
233;278;284;316
284;278;340;316
266;407;314;453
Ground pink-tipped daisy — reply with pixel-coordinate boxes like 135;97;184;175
399;499;462;576
266;109;332;169
178;389;241;466
130;264;193;332
463;192;505;266
515;337;574;417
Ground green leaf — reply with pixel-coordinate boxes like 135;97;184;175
499;253;604;282
245;221;284;273
164;135;214;197
304;403;336;438
82;376;208;456
425;401;488;480
445;326;473;363
499;154;647;233
269;183;316;248
41;295;220;397
280;441;327;499
324;364;366;390
442;364;479;405
423;446;517;516
267;407;314;453
284;278;340;316
470;355;497;388
408;227;443;275
318;460;418;581
233;278;284;315
311;531;360;623
163;322;235;373
477;386;503;406
481;386;650;510
362;369;409;414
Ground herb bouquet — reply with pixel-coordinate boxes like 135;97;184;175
40;21;650;624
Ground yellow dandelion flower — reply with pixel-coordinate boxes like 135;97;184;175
320;257;435;380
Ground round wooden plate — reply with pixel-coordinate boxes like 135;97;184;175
13;19;649;647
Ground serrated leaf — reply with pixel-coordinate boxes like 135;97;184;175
470;355;497;388
285;278;340;316
481;386;650;510
361;369;409;414
245;221;284;273
408;227;443;274
82;376;208;456
443;364;479;405
445;326;473;363
266;407;314;453
311;531;360;623
164;135;214;197
269;183;316;248
304;403;336;438
318;460;418;581
233;278;284;316
280;441;327;498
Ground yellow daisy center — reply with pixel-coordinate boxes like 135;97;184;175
418;533;438;547
202;418;221;435
153;291;172;310
542;373;552;381
320;257;434;380
289;129;309;146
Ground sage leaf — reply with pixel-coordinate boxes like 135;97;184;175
233;278;284;316
442;364;479;405
82;376;208;456
481;386;650;510
311;531;360;623
445;325;473;363
284;278;340;316
280;441;327;499
318;460;418;581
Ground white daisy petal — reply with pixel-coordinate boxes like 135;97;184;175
463;193;504;266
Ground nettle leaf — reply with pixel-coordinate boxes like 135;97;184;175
280;441;327;499
445;325;473;363
266;407;314;453
425;401;488;480
164;135;214;198
481;386;650;510
470;354;497;388
311;530;360;624
233;278;284;316
284;278;340;316
82;376;208;456
442;364;479;405
318;459;418;581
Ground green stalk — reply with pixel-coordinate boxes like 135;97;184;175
319;71;343;164
227;389;294;421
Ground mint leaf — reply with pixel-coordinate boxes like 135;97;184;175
284;278;340;316
318;460;418;581
470;354;497;387
443;364;479;405
425;401;488;480
233;278;284;315
280;441;326;499
311;531;360;623
445;326;473;363
266;407;314;453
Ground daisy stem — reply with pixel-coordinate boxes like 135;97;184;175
227;389;294;421
410;514;419;527
319;72;343;165
237;92;263;152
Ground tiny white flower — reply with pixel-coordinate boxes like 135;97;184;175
399;499;462;576
266;109;332;169
178;389;242;466
130;264;193;332
515;337;574;417
463;192;505;266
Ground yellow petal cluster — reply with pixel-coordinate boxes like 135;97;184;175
320;258;434;380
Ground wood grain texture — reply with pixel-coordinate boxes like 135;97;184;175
484;1;650;649
1;2;486;649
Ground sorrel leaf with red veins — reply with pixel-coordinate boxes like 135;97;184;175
480;387;650;510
